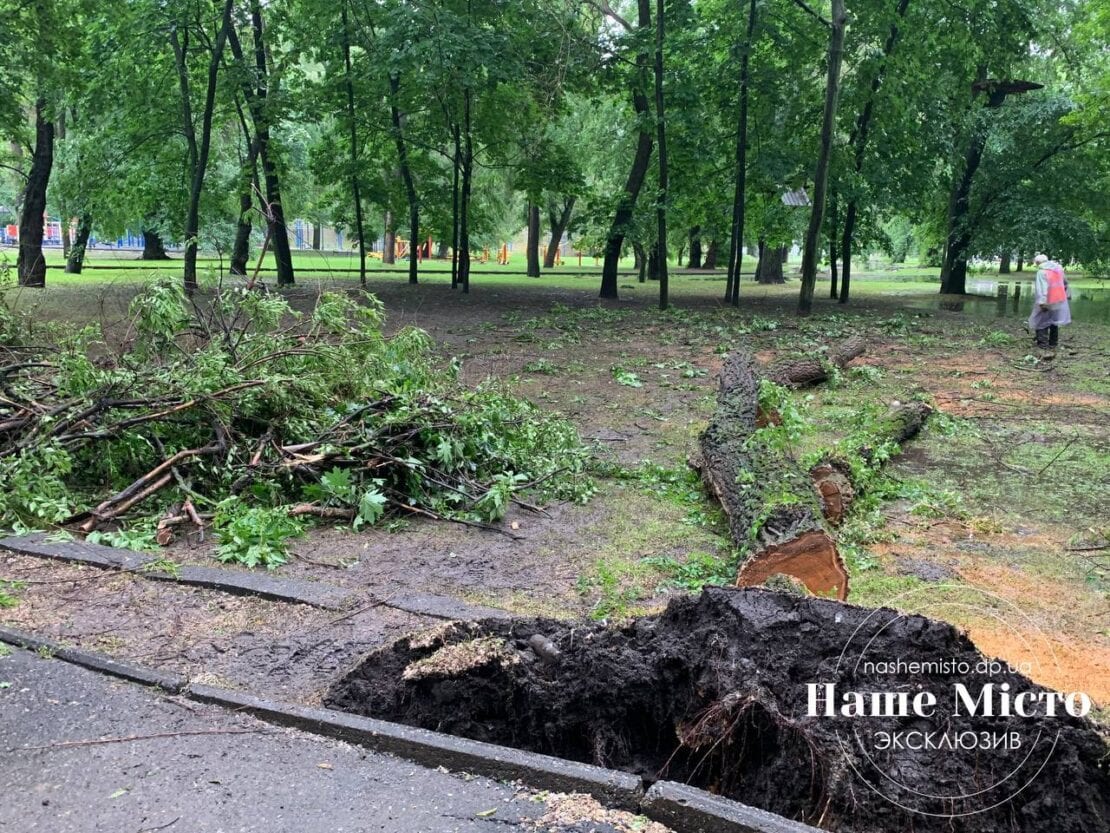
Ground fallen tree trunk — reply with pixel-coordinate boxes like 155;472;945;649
699;350;849;600
700;341;933;600
763;336;865;387
810;400;932;524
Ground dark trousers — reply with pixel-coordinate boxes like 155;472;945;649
1035;325;1059;348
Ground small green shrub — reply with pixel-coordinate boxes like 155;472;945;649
213;501;305;569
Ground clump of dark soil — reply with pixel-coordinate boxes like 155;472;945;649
325;588;1109;832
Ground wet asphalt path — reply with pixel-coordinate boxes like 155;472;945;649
0;648;557;832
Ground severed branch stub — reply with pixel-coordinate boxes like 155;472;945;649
699;349;849;601
810;400;933;525
763;335;865;388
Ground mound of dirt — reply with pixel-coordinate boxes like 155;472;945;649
325;588;1109;832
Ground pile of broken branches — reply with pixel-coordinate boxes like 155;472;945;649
0;281;593;548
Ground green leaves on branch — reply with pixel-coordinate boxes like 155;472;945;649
0;279;595;562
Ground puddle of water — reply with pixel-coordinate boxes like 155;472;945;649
904;284;1110;325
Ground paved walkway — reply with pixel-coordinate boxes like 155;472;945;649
0;648;612;833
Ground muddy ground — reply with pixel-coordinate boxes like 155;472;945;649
2;272;1107;715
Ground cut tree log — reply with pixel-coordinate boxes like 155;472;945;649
810;400;933;524
699;350;849;601
763;336;865;388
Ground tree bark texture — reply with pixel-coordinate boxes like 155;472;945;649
600;0;653;300
688;228;703;269
17;100;54;287
703;240;719;269
544;196;574;268
388;72;419;285
526;203;541;277
699;351;848;600
798;0;846;314
756;241;784;284
725;0;756;308
64;214;93;274
141;229;171;260
653;0;668;310
763;337;865;388
840;0;910;305
173;0;234;294
809;402;932;524
341;4;367;287
383;212;396;264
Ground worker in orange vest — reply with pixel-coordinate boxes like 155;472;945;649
1028;253;1071;351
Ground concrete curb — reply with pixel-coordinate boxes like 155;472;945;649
0;626;187;694
642;781;823;833
0;628;823;833
185;683;643;810
0;533;354;610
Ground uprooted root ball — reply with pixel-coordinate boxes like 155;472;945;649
326;587;1109;833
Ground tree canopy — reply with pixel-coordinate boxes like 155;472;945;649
0;0;1105;304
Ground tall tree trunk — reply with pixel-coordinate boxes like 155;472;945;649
230;101;259;277
64;214;93;274
798;0;847;315
840;0;911;306
544;196;574;268
1015;251;1023;273
459;87;474;294
725;0;756;307
383;212;396;264
141;229;170;260
757;241;784;284
648;244;660;280
451;124;461;288
633;242;647;283
600;0;653;300
388;72;419;286
939;67;997;297
172;0;234;294
999;251;1011;274
688;228;703;268
938;130;986;296
703;240;719;269
839;203;856;305
56;110;70;260
17;100;53;287
341;3;367;287
243;2;294;287
654;0;668;310
230;187;254;275
526;202;541;277
829;193;839;299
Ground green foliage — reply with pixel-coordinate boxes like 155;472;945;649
86;526;159;552
0;579;24;609
522;358;558;374
643;551;736;591
0;282;594;561
850;365;884;384
213;501;305;569
141;558;182;579
303;468;388;530
0;444;76;532
979;330;1015;346
750;380;808;451
611;367;644;387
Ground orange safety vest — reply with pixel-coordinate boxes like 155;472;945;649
1043;266;1067;305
